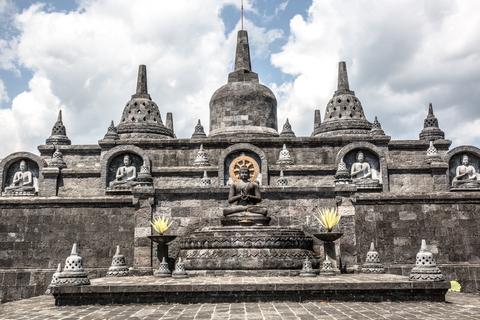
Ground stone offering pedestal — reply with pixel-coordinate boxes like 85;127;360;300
313;232;343;273
148;235;177;271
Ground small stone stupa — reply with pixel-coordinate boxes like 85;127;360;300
370;116;385;136
277;144;294;165
314;62;372;137
419;103;445;141
46;110;71;145
280;119;296;137
320;255;336;276
361;242;385;273
45;263;62;294
103;120;119;141
334;160;351;185
154;257;172;278
409;239;445;281
191;119;207;138
193;144;210;166
172;258;188;278
49;146;67;169
106;246;130;277
299;257;316;277
57;243;90;286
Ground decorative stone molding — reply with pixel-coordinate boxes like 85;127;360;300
0;152;45;195
218;143;268;186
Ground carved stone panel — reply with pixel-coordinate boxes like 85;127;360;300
449;152;480;190
107;153;143;187
224;152;262;185
3;159;39;195
343;149;382;189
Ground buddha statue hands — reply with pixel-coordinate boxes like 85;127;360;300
452;154;480;188
222;165;269;226
5;160;36;194
109;155;138;188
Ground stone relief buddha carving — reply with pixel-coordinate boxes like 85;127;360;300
452;154;480;188
349;151;381;188
5;160;37;195
109;154;138;188
222;165;269;226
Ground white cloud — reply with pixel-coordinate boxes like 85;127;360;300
271;0;480;145
0;79;8;102
0;0;283;155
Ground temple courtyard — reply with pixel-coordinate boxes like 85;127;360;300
0;293;479;320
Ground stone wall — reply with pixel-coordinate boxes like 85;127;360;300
0;197;135;302
354;192;480;292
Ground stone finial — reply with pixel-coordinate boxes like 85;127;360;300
166;112;175;137
361;242;385;274
133;64;151;99
228;30;259;83
419;103;445;141
106;245;130;277
200;170;212;188
45;263;62;294
334;160;351;185
57;243;90;286
320;255;336;276
103;120;119;140
234;30;252;72
276;170;288;187
154;257;172;277
193;144;210;167
335;61;354;96
280;118;296;137
299;257;316;277
371;116;385;135
277;144;294;165
409;239;445;281
46;110;71;145
172;257;188;278
192;119;207;138
312;109;323;136
49;146;67;169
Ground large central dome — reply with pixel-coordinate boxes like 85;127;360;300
209;30;278;137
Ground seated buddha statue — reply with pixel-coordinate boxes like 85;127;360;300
222;165;270;226
5;160;36;194
350;151;380;187
109;155;138;188
452;154;480;188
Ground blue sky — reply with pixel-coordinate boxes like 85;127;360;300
1;0;480;155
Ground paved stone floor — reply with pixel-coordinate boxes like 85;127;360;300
0;293;479;320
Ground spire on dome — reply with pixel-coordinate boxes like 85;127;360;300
335;61;354;96
133;65;151;99
46;110;71;145
228;30;258;83
371;116;385;136
419;103;445;141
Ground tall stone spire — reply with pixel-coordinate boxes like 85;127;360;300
335;61;354;96
312;109;322;136
116;65;174;139
133;65;150;99
228;31;259;83
419;103;445;141
46;110;71;145
314;61;372;137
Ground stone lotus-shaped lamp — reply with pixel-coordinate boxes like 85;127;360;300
148;215;177;273
312;207;343;274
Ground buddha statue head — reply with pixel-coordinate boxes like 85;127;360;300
239;165;251;182
462;154;470;166
123;155;132;167
356;151;365;163
19;160;27;172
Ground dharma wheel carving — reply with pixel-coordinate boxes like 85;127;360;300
229;155;259;182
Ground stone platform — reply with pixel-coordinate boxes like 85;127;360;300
178;226;316;270
52;274;449;306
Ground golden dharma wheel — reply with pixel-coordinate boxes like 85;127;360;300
229;155;260;182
